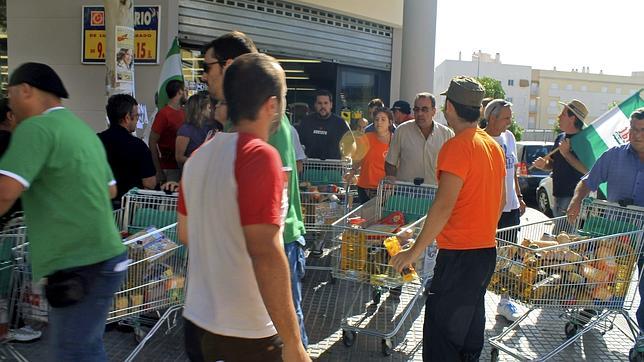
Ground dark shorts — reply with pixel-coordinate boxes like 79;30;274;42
184;318;283;362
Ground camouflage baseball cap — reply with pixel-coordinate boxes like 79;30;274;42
440;76;485;107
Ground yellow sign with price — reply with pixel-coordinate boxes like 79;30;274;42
82;6;160;64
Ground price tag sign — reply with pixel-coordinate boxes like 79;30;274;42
82;5;161;64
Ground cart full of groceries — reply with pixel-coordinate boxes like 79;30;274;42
488;199;644;361
113;189;186;362
331;180;437;356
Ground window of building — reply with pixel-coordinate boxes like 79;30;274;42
337;65;389;112
551;83;558;89
549;101;556;108
581;85;587;91
528;116;536;129
601;86;608;93
548;119;556;126
616;87;622;94
565;84;573;90
507;79;514;86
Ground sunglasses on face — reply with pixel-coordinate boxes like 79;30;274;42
202;60;227;73
413;106;432;113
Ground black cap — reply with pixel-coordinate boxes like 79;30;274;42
391;100;411;115
9;62;69;99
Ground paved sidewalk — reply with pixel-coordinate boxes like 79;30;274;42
6;209;641;361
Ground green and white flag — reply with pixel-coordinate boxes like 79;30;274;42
156;37;183;109
571;89;644;194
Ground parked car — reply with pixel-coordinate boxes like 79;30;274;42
516;141;553;203
536;175;597;218
536;175;554;217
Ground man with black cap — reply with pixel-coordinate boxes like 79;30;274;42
533;99;589;217
391;76;506;361
391;100;413;126
0;62;127;360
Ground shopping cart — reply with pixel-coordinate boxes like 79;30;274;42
300;158;353;257
112;189;186;362
488;198;644;361
0;222;29;361
331;180;437;356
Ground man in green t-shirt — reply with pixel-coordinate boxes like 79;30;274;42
0;63;127;360
201;31;308;347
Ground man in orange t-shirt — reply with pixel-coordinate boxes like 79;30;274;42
392;76;506;361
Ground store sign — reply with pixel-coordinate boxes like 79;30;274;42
82;5;161;64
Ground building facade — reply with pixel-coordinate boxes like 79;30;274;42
7;0;438;131
530;69;644;130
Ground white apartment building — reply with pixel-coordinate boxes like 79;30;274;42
433;52;532;127
530;68;644;130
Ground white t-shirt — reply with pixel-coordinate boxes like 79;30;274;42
493;130;520;212
290;124;306;161
179;132;287;338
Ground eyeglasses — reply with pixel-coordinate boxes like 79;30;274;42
413;106;432;113
202;60;227;73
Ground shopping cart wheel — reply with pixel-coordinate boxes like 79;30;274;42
134;325;150;343
372;288;381;304
381;338;393;356
490;348;499;362
342;330;356;347
630;348;644;362
564;322;578;339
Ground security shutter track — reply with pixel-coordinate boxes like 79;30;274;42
179;0;393;70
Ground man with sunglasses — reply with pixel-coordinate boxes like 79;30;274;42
385;92;454;185
199;31;309;350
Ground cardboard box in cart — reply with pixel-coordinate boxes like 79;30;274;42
116;227;183;316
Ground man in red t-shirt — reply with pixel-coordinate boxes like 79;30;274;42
392;76;506;361
149;79;186;184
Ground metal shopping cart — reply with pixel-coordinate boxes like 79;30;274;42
331;180;437;356
113;189;186;362
0;222;29;361
488;198;644;361
300;158;353;257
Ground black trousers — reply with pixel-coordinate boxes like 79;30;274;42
423;248;496;361
497;208;521;244
184;318;283;362
357;186;377;204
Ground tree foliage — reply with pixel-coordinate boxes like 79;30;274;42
477;77;506;99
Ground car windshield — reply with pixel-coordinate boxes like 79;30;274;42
522;144;552;176
525;145;551;164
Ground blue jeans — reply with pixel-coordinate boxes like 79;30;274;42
553;196;572;217
285;237;308;347
48;251;128;361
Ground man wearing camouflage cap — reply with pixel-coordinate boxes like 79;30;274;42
392;76;506;360
0;62;127;360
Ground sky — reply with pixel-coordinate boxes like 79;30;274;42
434;0;644;76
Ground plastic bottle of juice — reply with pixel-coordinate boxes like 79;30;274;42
383;236;417;282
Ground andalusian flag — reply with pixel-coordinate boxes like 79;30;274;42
156;37;183;109
571;89;644;194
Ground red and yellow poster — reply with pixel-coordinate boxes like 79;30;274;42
82;5;160;64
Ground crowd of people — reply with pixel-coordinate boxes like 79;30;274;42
0;28;642;362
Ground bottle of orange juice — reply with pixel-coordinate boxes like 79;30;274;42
383;236;417;282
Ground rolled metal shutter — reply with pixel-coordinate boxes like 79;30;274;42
179;0;393;70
